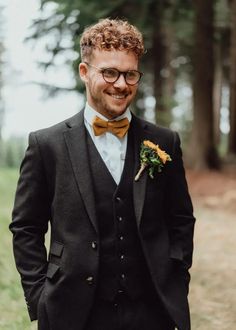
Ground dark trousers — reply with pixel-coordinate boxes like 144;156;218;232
85;292;176;330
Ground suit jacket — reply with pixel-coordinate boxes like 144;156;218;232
10;110;195;330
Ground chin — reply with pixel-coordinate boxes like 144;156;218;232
108;106;127;118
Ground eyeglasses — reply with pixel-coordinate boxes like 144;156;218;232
84;62;143;86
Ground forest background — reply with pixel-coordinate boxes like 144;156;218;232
0;0;236;329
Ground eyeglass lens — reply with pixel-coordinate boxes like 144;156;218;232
102;68;141;85
84;62;142;85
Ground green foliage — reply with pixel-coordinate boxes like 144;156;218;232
0;168;37;329
28;0;195;101
0;137;26;168
0;6;5;140
25;0;234;164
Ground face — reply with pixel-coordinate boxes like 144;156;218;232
79;49;139;119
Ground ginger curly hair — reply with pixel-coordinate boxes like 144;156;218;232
80;18;145;61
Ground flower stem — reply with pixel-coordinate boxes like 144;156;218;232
134;163;147;181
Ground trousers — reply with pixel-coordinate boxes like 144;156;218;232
85;292;176;330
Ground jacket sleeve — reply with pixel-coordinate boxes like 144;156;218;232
166;132;196;289
9;132;51;321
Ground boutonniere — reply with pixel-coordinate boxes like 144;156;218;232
134;140;172;181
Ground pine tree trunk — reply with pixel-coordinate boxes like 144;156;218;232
229;0;236;154
213;41;223;145
161;21;175;127
186;0;219;169
149;1;167;123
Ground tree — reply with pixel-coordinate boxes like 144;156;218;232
30;1;194;118
29;0;227;169
214;0;230;147
228;0;236;154
186;0;219;169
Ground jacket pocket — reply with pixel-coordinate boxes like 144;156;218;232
47;241;64;280
50;241;64;257
46;262;60;280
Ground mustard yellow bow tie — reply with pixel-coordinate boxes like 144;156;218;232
92;116;130;138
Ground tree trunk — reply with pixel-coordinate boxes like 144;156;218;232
186;0;219;169
149;1;167;124
160;19;175;127
229;0;236;154
213;40;223;145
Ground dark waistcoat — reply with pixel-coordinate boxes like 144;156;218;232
86;128;154;301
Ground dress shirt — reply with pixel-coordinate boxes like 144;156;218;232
84;103;132;184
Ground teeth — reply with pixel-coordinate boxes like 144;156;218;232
110;94;126;99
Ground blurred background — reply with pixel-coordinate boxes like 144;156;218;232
0;0;236;329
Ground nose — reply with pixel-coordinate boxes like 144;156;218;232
113;73;127;89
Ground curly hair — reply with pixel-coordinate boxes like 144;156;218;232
80;18;145;61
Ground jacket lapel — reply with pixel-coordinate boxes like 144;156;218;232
131;115;148;227
63;111;149;231
63;110;98;234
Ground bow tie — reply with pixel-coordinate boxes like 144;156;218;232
92;116;130;138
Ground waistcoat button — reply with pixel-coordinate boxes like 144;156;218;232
91;241;97;250
86;276;94;285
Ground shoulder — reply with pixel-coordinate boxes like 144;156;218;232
132;113;179;143
29;111;83;143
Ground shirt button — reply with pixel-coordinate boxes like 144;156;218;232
120;255;124;260
117;216;123;222
121;274;125;279
86;276;94;285
116;196;121;202
119;236;124;241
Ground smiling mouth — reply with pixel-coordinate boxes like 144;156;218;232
107;92;128;99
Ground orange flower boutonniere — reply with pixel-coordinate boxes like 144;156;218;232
134;140;172;181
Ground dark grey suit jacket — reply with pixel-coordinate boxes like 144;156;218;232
10;110;195;330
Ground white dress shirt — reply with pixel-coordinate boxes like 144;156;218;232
84;103;132;185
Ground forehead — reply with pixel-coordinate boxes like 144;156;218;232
90;49;139;69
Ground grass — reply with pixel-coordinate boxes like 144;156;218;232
0;168;36;330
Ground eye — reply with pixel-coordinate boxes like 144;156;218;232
126;70;139;79
103;68;118;78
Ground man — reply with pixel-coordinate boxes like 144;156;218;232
10;18;195;330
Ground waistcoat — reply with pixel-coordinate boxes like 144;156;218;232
86;126;154;301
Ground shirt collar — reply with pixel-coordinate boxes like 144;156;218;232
84;102;132;126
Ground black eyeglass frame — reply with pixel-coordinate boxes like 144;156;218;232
84;62;143;86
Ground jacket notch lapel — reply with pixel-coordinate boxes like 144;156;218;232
131;116;148;227
63;112;98;233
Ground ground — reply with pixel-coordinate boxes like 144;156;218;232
187;167;236;330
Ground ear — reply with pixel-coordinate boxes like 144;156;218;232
79;63;89;83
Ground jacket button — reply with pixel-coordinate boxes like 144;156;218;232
91;241;97;250
86;276;94;285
